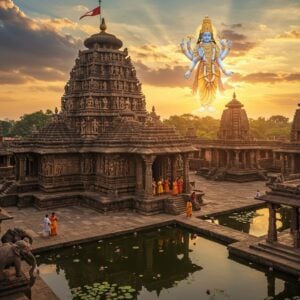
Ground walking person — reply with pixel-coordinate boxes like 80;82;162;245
186;198;193;218
50;212;58;236
43;214;51;237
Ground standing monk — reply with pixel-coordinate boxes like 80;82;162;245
186;199;193;218
172;180;178;196
50;212;58;236
164;178;170;193
157;178;164;195
177;176;183;194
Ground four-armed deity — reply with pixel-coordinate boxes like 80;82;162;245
181;16;233;112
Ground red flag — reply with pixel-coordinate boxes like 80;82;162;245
79;6;101;20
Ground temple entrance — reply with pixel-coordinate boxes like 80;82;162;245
152;156;171;181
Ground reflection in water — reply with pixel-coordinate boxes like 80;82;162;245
203;206;291;237
37;227;300;300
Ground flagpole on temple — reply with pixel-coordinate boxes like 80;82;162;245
99;0;102;29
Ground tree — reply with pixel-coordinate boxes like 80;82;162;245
10;110;53;137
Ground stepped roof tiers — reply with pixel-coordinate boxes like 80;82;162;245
188;93;281;182
5;20;196;214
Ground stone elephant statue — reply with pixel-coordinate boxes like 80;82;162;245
1;228;33;245
0;240;37;285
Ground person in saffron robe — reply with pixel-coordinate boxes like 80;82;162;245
177;176;183;194
152;179;157;196
186;199;193;218
172;180;178;196
157;178;164;195
164;178;170;193
50;212;58;236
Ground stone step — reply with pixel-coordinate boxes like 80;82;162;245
250;243;300;264
257;242;300;258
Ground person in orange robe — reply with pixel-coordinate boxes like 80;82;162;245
172;180;178;196
164;178;170;193
186;199;193;218
50;212;58;236
177;176;183;194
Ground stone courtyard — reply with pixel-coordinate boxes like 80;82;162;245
1;175;269;299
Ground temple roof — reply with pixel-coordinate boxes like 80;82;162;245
18;115;81;147
84;19;123;50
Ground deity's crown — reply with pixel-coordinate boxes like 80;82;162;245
200;16;213;34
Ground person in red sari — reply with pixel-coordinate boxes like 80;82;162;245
50;212;58;236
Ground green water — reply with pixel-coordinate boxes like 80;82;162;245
37;226;300;300
201;206;291;237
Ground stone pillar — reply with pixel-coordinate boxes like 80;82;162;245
290;154;295;174
183;153;190;194
206;149;212;168
291;207;300;248
171;154;178;182
226;150;230;168
267;203;277;244
142;155;156;198
279;153;284;173
256;150;261;169
135;156;143;195
215;150;220;168
243;151;247;169
250;150;255;169
19;156;26;181
234;150;240;168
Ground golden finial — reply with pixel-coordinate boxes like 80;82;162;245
100;18;107;32
233;91;236;99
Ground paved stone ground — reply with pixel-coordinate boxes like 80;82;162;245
1;175;268;299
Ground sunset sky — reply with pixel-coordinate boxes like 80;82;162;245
0;0;299;120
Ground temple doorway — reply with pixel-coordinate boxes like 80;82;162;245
152;156;171;181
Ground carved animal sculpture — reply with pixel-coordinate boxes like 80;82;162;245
0;240;37;285
1;228;33;245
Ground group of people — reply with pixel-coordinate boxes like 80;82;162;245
152;177;184;196
43;212;58;237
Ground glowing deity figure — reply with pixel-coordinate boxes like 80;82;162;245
181;16;233;112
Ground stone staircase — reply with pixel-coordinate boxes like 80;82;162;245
164;196;186;215
0;181;15;195
250;242;300;264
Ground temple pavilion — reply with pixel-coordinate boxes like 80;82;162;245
0;20;195;214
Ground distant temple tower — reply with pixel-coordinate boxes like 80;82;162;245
218;92;250;140
290;103;300;142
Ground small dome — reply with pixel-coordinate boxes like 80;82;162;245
84;19;123;50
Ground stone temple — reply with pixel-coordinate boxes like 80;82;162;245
186;92;300;183
1;20;195;215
